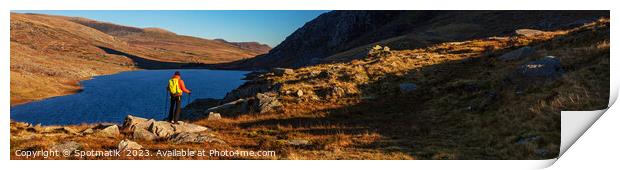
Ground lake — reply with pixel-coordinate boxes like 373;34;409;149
10;69;248;125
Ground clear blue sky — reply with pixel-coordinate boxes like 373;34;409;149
13;10;328;47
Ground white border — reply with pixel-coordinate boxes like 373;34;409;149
1;0;617;170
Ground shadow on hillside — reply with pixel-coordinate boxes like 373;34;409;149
97;46;209;69
234;27;610;159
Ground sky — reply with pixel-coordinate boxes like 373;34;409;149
13;10;328;47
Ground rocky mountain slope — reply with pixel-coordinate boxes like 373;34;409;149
228;11;608;69
10;13;269;105
10;11;609;160
180;18;608;159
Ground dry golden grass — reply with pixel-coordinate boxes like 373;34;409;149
10;19;610;160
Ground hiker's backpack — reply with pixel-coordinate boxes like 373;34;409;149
168;78;182;96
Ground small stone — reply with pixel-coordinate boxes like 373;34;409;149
81;128;94;135
118;139;142;151
273;68;294;76
287;139;310;146
296;90;304;97
50;141;81;153
208;112;222;120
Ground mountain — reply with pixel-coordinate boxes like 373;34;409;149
214;39;271;55
10;13;268;105
230;11;608;69
182;17;610;159
68;16;270;63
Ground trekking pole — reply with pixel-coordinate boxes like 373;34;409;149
187;92;191;106
164;89;168;118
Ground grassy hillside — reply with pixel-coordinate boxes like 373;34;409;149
10;18;609;160
10;13;268;105
228;11;607;69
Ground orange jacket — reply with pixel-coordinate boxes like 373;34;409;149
170;75;191;94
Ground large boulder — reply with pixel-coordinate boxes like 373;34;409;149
498;46;536;61
118;139;142;151
148;121;175;138
94;125;120;137
133;128;158;141
514;56;564;80
123;115;155;131
205;98;250;115
172;122;209;133
169;132;225;144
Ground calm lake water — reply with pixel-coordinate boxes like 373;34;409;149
10;69;248;125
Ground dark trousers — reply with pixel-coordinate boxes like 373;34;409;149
168;95;182;123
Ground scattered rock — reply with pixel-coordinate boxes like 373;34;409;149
148;121;174;138
95;125;120;137
118;139;142;151
273;68;294;76
169;132;225;144
498;46;536;61
296;90;304;97
287;139;310;146
399;83;417;93
515;29;547;37
50;141;81;152
133;128;158;141
369;45;392;57
208;112;222;120
255;93;282;113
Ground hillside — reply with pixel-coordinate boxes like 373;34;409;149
69;17;270;63
214;39;272;54
10;13;269;105
11;17;610;160
227;11;608;69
